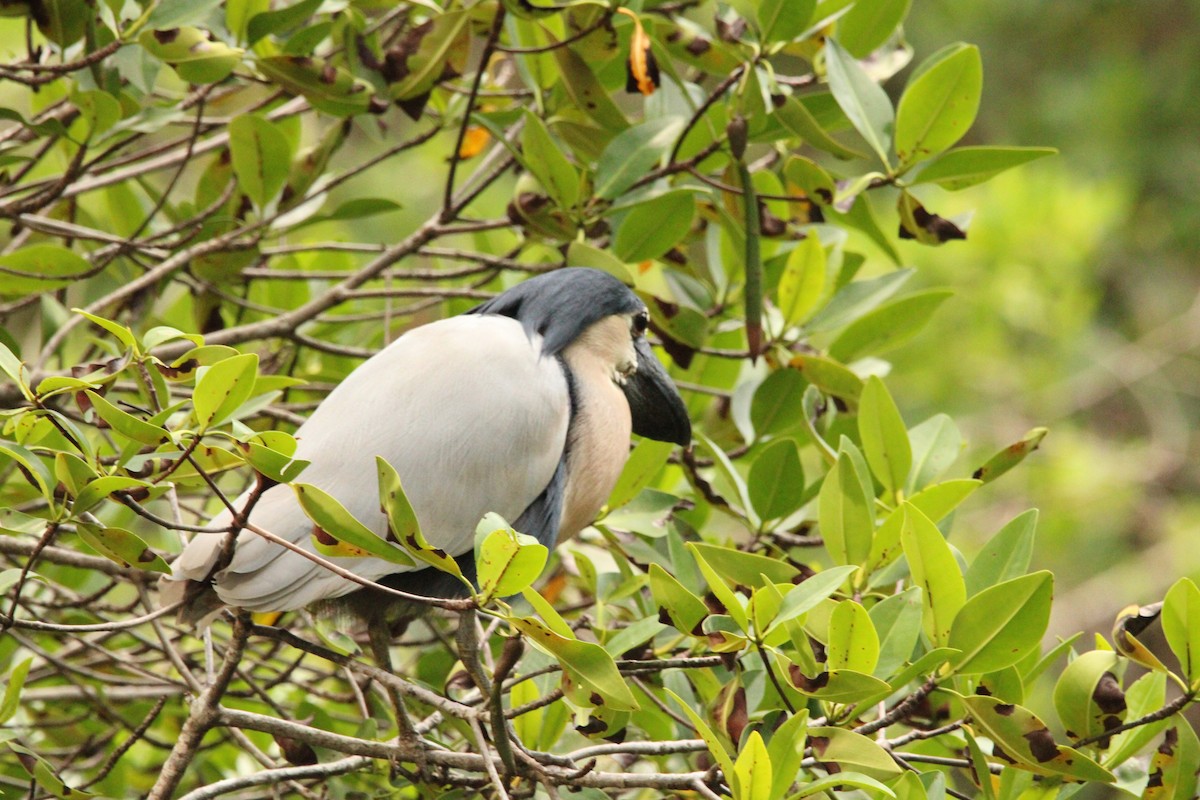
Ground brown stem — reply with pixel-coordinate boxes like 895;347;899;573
148;611;252;800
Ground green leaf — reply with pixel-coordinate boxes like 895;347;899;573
0;246;92;296
777;233;827;327
511;616;639;711
0;658;32;725
775;96;867;160
819;447;875;566
962;731;999;800
293;483;416;567
791;355;863;405
770;565;858;629
143;326;204;351
56;453;98;497
226;0;269;41
910;146;1057;190
908;478;979;523
43;376;113;400
895;44;982;165
767;710;810;800
964;510;1038;597
594;117;685;200
733;730;772;800
1052;650;1123;743
85;391;169;446
790;771;897;798
947;571;1053;674
565;241;635;285
552;45;629;134
315;198;403;223
1162;578;1200;686
666;688;736;783
827;600;880;673
807;268;913;333
808;726;904;780
10;742;98;799
244;432;309;483
73;89;121;139
474;514;548;603
972;427;1048;483
828;289;954;363
748;439;805;522
73;476;152;514
258;55;374;116
837;193;902;265
650;563;708;636
756;0;814;44
375;457;459;576
521;112;580;210
784;155;837;206
34;0;89;46
612;190;696;262
138;27;243;84
907;414;963;493
229;115;291;208
961;694;1115;782
193;352;258;430
0;441;54;501
838;0;911;58
695;432;753;516
823;38;894;165
0;340;26;395
246;0;321;44
900;503;965;646
869;587;922;678
688;541;749;631
691;542;800;587
608;438;673;510
601;488;677;537
858;377;912;497
750;368;808;438
76;524;170;573
522;586;575;639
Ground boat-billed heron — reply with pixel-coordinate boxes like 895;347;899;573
161;268;691;623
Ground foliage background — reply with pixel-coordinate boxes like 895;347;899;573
897;0;1200;638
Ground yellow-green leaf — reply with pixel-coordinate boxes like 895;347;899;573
900;502;965;646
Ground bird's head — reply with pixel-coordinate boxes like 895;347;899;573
470;268;691;446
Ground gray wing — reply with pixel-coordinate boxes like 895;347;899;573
165;315;570;612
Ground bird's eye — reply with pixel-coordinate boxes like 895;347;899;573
632;311;649;336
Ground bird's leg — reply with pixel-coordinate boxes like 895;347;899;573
366;622;429;782
456;608;519;777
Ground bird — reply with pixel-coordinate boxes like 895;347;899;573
160;267;691;626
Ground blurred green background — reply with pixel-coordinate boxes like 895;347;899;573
896;0;1200;638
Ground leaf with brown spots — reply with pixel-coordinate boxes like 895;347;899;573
509;615;638;711
962;694;1114;782
1048;650;1130;744
806;726;903;781
293;482;415;567
374;456;461;578
897;191;967;244
76;523;170;573
1112;602;1169;672
1143;724;1200;800
617;8;659;96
